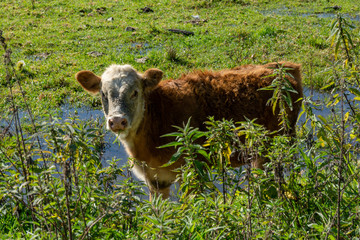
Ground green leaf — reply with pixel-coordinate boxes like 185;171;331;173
161;132;182;138
193;160;207;179
329;28;339;45
19;181;29;192
283;93;293;110
261;73;277;79
259;86;274;91
308;223;324;232
300;148;313;169
272;98;278;114
197;149;210;161
161;151;182;167
356;113;360;122
334;39;341;59
31;167;43;174
344;30;354;47
349;87;360;97
65;124;75;134
158;141;183;149
317;115;328;124
204;226;225;234
193;131;207;140
328;235;336;240
329;19;337;29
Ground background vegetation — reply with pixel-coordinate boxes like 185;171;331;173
1;0;360;239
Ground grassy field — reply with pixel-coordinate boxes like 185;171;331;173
1;0;360;239
1;0;359;110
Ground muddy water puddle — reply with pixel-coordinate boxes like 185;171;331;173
259;7;360;22
1;105;128;167
57;106;128;165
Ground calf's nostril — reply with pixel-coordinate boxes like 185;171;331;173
121;119;128;127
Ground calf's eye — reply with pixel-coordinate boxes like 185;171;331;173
101;91;108;100
131;90;138;99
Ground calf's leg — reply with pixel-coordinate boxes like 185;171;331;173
147;179;171;200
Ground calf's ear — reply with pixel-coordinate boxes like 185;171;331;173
75;70;101;94
142;68;163;92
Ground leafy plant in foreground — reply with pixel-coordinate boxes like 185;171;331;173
160;118;213;199
260;63;300;135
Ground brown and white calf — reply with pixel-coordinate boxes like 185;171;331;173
75;62;303;199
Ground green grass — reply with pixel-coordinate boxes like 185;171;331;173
1;0;359;111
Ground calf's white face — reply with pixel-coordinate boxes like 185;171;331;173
75;64;163;139
101;65;144;138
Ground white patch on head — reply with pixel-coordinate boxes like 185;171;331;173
101;64;140;83
100;64;146;141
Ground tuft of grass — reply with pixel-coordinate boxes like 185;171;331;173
166;46;178;62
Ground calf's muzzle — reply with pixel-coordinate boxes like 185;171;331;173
108;116;128;132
